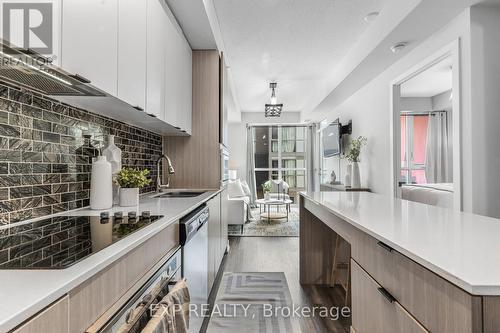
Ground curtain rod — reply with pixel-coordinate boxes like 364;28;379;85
400;110;447;116
246;123;315;128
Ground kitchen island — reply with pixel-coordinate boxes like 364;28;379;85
300;191;500;333
0;190;221;332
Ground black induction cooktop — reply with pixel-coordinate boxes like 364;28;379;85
0;213;164;269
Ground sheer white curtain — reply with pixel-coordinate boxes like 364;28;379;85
245;126;257;206
425;112;452;183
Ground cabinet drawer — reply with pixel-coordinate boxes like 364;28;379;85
351;230;482;333
351;260;428;333
13;296;68;333
69;222;179;333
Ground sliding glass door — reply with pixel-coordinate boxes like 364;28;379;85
253;125;307;202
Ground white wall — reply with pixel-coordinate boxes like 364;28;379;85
400;97;433;111
228;111;301;182
431;90;453;111
307;10;472;197
306;4;500;219
468;5;500;218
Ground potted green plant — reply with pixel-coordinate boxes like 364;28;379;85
115;168;151;206
345;136;367;188
262;180;273;200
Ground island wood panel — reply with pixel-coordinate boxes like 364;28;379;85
299;198;338;284
351;228;483;333
351;260;428;333
12;296;69;333
68;222;178;333
301;194;485;333
163;50;220;189
483;297;500;333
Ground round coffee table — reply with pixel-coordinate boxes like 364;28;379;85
255;199;293;223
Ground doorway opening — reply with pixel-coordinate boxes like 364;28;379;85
391;42;461;210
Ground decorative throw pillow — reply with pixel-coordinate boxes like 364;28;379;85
227;180;245;198
240;180;252;197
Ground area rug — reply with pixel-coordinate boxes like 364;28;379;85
228;206;299;237
206;272;301;333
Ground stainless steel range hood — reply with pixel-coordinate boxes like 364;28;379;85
0;41;104;97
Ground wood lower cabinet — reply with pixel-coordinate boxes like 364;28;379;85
12;296;69;333
299;195;500;333
351;260;428;333
351;225;482;333
207;192;227;292
69;222;178;332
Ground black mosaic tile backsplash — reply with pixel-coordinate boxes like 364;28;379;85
0;81;163;225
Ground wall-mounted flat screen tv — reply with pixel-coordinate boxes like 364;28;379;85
322;120;341;157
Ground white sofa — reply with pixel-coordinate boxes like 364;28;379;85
226;180;251;233
401;183;453;209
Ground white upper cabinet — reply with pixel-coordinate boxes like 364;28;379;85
117;0;147;111
60;0;192;134
61;0;118;95
146;0;167;120
179;37;193;134
164;14;192;134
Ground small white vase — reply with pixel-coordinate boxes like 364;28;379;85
120;188;139;207
264;192;270;200
351;162;361;188
102;135;122;174
345;164;352;187
90;156;113;210
103;135;122;205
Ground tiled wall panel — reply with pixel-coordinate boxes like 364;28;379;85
0;82;163;225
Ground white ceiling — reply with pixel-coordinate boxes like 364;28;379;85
164;0;217;49
213;0;388;113
401;57;452;97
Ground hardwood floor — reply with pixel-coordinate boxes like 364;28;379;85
203;237;351;333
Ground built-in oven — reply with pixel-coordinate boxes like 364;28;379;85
220;144;229;184
90;249;181;333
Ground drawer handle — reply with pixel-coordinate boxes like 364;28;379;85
133;105;144;111
377;241;394;252
377;287;397;303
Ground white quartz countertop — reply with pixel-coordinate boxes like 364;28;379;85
301;191;500;296
0;190;220;332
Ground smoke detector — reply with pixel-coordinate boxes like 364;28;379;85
364;12;379;22
390;42;407;54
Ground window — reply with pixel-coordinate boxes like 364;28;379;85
400;115;428;184
253;126;307;200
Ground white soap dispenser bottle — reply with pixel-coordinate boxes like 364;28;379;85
90;155;113;210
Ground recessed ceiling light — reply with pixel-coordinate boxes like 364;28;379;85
390;42;407;54
364;11;379;22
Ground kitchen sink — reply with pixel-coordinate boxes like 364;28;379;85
156;191;206;198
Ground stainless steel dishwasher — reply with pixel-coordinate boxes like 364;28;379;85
180;204;209;333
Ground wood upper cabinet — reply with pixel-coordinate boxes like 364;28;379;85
117;0;147;110
61;0;118;95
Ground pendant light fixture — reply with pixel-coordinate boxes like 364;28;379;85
265;82;283;117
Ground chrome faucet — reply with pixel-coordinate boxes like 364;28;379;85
156;154;175;192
